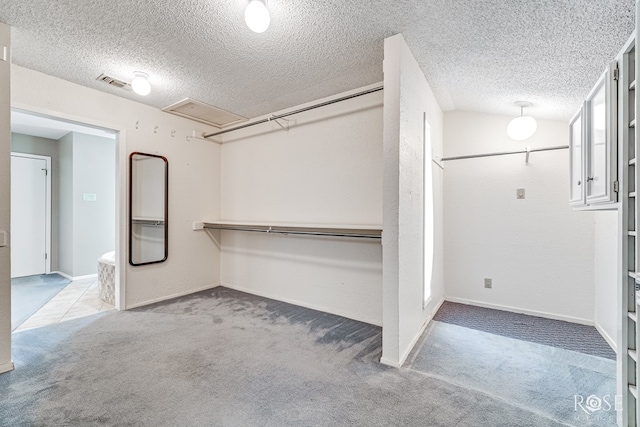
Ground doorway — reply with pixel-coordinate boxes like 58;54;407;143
10;109;121;332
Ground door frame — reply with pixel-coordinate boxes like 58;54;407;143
11;103;127;311
10;152;51;276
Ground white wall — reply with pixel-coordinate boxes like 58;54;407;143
219;85;383;325
382;34;445;367
11;65;221;309
58;132;73;275
220;87;383;225
59;132;112;277
594;210;618;349
0;22;12;375
11;133;60;271
70;132;116;277
443;110;597;324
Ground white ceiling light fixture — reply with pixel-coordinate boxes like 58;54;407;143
245;0;270;33
507;101;537;141
131;71;151;96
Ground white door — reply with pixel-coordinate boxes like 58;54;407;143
11;154;49;278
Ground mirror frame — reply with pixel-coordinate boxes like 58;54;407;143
129;151;169;266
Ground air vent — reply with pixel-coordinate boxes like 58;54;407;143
96;73;129;89
162;98;247;128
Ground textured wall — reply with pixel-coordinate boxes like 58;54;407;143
11;133;60;271
0;22;12;374
382;34;445;367
11;65;221;309
443;110;597;324
219;86;383;325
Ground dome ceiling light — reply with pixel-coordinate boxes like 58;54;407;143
507;101;537;141
131;71;151;96
245;0;270;33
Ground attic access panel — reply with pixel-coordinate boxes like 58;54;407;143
162;98;247;128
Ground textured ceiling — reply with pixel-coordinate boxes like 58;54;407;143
0;0;634;122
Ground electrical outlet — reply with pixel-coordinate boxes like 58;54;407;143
484;278;492;289
517;188;525;199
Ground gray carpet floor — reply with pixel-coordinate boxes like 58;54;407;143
11;274;70;331
434;301;616;360
0;287;615;426
405;321;617;426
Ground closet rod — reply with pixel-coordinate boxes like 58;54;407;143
203;224;382;239
441;145;569;162
203;86;384;139
132;219;165;226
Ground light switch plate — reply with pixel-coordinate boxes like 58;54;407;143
0;230;7;247
517;188;525;199
1;46;7;62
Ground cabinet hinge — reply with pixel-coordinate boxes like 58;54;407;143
45;253;48;260
614;181;620;192
613;67;620;80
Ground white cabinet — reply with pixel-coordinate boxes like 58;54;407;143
569;108;584;206
569;62;618;209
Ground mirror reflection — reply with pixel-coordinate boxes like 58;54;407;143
129;152;168;266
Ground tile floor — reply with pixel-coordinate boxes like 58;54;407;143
13;278;115;333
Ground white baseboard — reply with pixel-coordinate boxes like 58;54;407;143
125;283;221;310
53;271;72;280
379;297;445;369
379;357;402;368
0;361;14;375
595;322;617;353
444;297;594;326
53;271;97;281
398;297;445;367
220;282;382;327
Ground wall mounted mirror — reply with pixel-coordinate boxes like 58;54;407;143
129;152;168;266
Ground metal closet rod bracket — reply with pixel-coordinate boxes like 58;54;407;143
269;116;290;130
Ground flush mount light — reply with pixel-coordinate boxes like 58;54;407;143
245;0;270;33
507;101;537;141
131;71;151;96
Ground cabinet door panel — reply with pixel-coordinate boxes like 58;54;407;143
585;62;618;205
569;107;584;206
588;83;606;196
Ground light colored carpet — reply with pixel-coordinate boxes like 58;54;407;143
0;287;610;426
405;321;617;426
